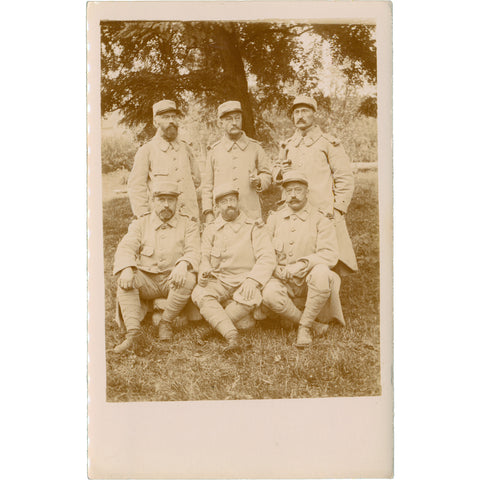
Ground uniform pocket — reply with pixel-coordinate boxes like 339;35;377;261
140;245;154;257
210;247;221;269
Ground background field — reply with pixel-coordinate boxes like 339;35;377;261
103;169;380;402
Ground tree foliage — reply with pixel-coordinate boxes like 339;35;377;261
101;21;376;139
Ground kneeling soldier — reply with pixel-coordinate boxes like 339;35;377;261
192;184;276;351
113;180;200;353
262;170;343;347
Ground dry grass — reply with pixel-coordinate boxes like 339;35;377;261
103;170;380;402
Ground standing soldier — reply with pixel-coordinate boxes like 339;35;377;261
272;95;358;275
262;171;345;347
112;181;200;353
202;101;272;223
192;184;276;351
128;100;201;220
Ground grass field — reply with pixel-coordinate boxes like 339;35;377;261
103;170;380;402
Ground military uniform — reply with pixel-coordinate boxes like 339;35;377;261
113;206;200;349
202;132;272;220
262;200;345;326
128;132;201;219
274;124;358;273
191;207;276;345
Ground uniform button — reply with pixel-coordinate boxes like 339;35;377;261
177;179;180;183
288;252;293;256
233;177;238;181
291;228;296;232
289;241;294;245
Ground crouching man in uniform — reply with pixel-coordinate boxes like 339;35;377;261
262;170;345;348
192;184;276;352
112;180;200;353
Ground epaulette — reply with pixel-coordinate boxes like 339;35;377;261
322;133;341;146
207;140;221;151
249;137;261;145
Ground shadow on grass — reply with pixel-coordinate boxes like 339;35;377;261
102;171;381;402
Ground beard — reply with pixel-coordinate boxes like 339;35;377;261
162;124;178;140
222;206;239;221
158;207;174;221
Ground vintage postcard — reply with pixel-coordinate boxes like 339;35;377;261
87;1;392;477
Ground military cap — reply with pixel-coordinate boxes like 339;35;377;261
152;99;181;117
282;169;309;187
217;100;243;118
213;183;239;203
151;180;180;197
289;95;318;116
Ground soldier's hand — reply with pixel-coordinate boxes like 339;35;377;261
249;174;261;190
274;266;286;280
285;262;306;280
169;261;188;289
238;278;259;301
280;161;292;175
118;267;135;290
205;212;215;224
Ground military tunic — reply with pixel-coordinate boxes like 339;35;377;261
127;132;201;219
202;132;272;219
274;125;357;272
263;202;345;325
191;211;275;330
198;211;275;288
113;210;201;329
114;211;200;276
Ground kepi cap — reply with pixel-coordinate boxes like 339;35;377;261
152;180;180;197
153;100;181;117
289;95;317;116
282;169;309;187
217;100;242;118
213;183;239;203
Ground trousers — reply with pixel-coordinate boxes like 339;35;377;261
117;269;196;332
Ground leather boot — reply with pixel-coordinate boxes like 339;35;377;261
158;320;173;341
114;330;141;353
223;330;241;352
152;310;163;326
296;288;331;348
295;325;313;348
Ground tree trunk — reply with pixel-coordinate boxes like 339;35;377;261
212;23;256;137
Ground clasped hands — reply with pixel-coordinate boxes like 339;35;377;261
275;260;308;281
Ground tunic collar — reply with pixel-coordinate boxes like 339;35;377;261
281;202;312;222
221;132;249;152
154;130;180;152
151;211;179;230
214;210;247;231
291;124;322;147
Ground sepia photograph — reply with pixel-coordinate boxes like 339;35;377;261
88;1;392;477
